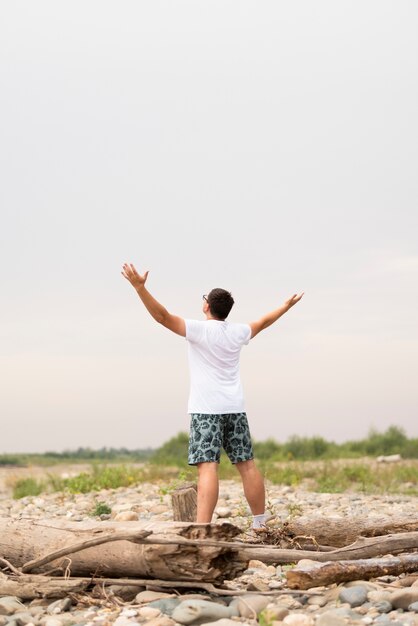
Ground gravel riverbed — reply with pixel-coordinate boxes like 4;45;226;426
1;479;418;626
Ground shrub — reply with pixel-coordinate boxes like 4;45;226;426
90;501;112;516
13;477;44;499
149;432;189;467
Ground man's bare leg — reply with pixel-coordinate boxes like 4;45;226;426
235;459;265;521
196;462;219;523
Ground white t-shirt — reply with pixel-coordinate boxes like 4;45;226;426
185;319;252;414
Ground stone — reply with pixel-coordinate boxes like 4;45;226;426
135;591;174;603
374;601;393;613
316;613;347;626
367;590;393;603
269;580;284;589
307;595;327;607
114;511;139;521
144;617;176;626
391;588;418;609
247;577;271;592
10;612;35;626
283;614;314;626
47;598;72;614
261;606;289;621
121;609;138;618
29;607;46;618
0;597;26;616
148;599;182;616
171;600;235;624
137;607;161;620
274;596;302;610
108;585;141;601
200;620;240;626
113;617;140;626
399;576;418;587
248;560;269;569
229;594;271;618
42;620;65;626
215;507;232;518
345;580;377;591
339;585;368;607
409;602;418;612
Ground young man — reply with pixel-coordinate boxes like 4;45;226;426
122;263;303;528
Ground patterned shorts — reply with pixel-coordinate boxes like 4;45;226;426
188;412;254;465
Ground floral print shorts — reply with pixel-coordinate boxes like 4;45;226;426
188;412;254;465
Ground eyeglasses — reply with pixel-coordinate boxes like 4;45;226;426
202;295;208;302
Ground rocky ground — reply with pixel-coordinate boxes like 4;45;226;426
1;480;418;626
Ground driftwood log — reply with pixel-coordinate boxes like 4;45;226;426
287;513;418;547
287;554;418;589
241;531;418;564
0;518;247;583
0;571;90;600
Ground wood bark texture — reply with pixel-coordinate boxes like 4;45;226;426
171;483;197;522
239;531;418;564
0;517;246;583
287;513;418;547
287;554;418;589
0;572;90;600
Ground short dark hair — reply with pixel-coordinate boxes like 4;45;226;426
207;288;234;320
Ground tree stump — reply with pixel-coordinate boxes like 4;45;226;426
171;482;197;522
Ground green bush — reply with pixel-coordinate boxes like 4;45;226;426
90;501;112;516
13;478;44;499
0;455;25;466
149;432;189;467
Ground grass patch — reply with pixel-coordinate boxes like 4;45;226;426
90;501;112;516
9;458;418;498
12;464;185;498
13;477;45;499
263;460;418;495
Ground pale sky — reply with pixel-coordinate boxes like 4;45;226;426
1;1;417;453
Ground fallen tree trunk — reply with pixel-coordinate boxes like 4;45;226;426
0;572;90;600
240;531;418;564
287;513;418;547
287;553;418;589
0;571;322;600
0;518;247;583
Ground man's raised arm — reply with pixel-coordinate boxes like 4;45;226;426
121;263;186;337
249;293;304;339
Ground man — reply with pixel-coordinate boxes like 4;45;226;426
122;263;303;528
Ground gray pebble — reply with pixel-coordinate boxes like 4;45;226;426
409;601;418;612
172;599;235;624
42;619;65;626
374;600;393;613
10;612;35;626
0;598;26;616
339;585;368;607
47;599;72;615
148;599;181;616
391;587;418;610
316;612;347;626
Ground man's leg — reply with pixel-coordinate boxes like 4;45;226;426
196;462;219;523
235;458;265;516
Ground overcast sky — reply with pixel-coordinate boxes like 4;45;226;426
1;1;417;453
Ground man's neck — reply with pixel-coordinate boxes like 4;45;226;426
205;314;224;322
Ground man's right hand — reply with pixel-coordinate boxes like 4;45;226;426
121;263;149;291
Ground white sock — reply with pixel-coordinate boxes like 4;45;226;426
252;513;267;529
